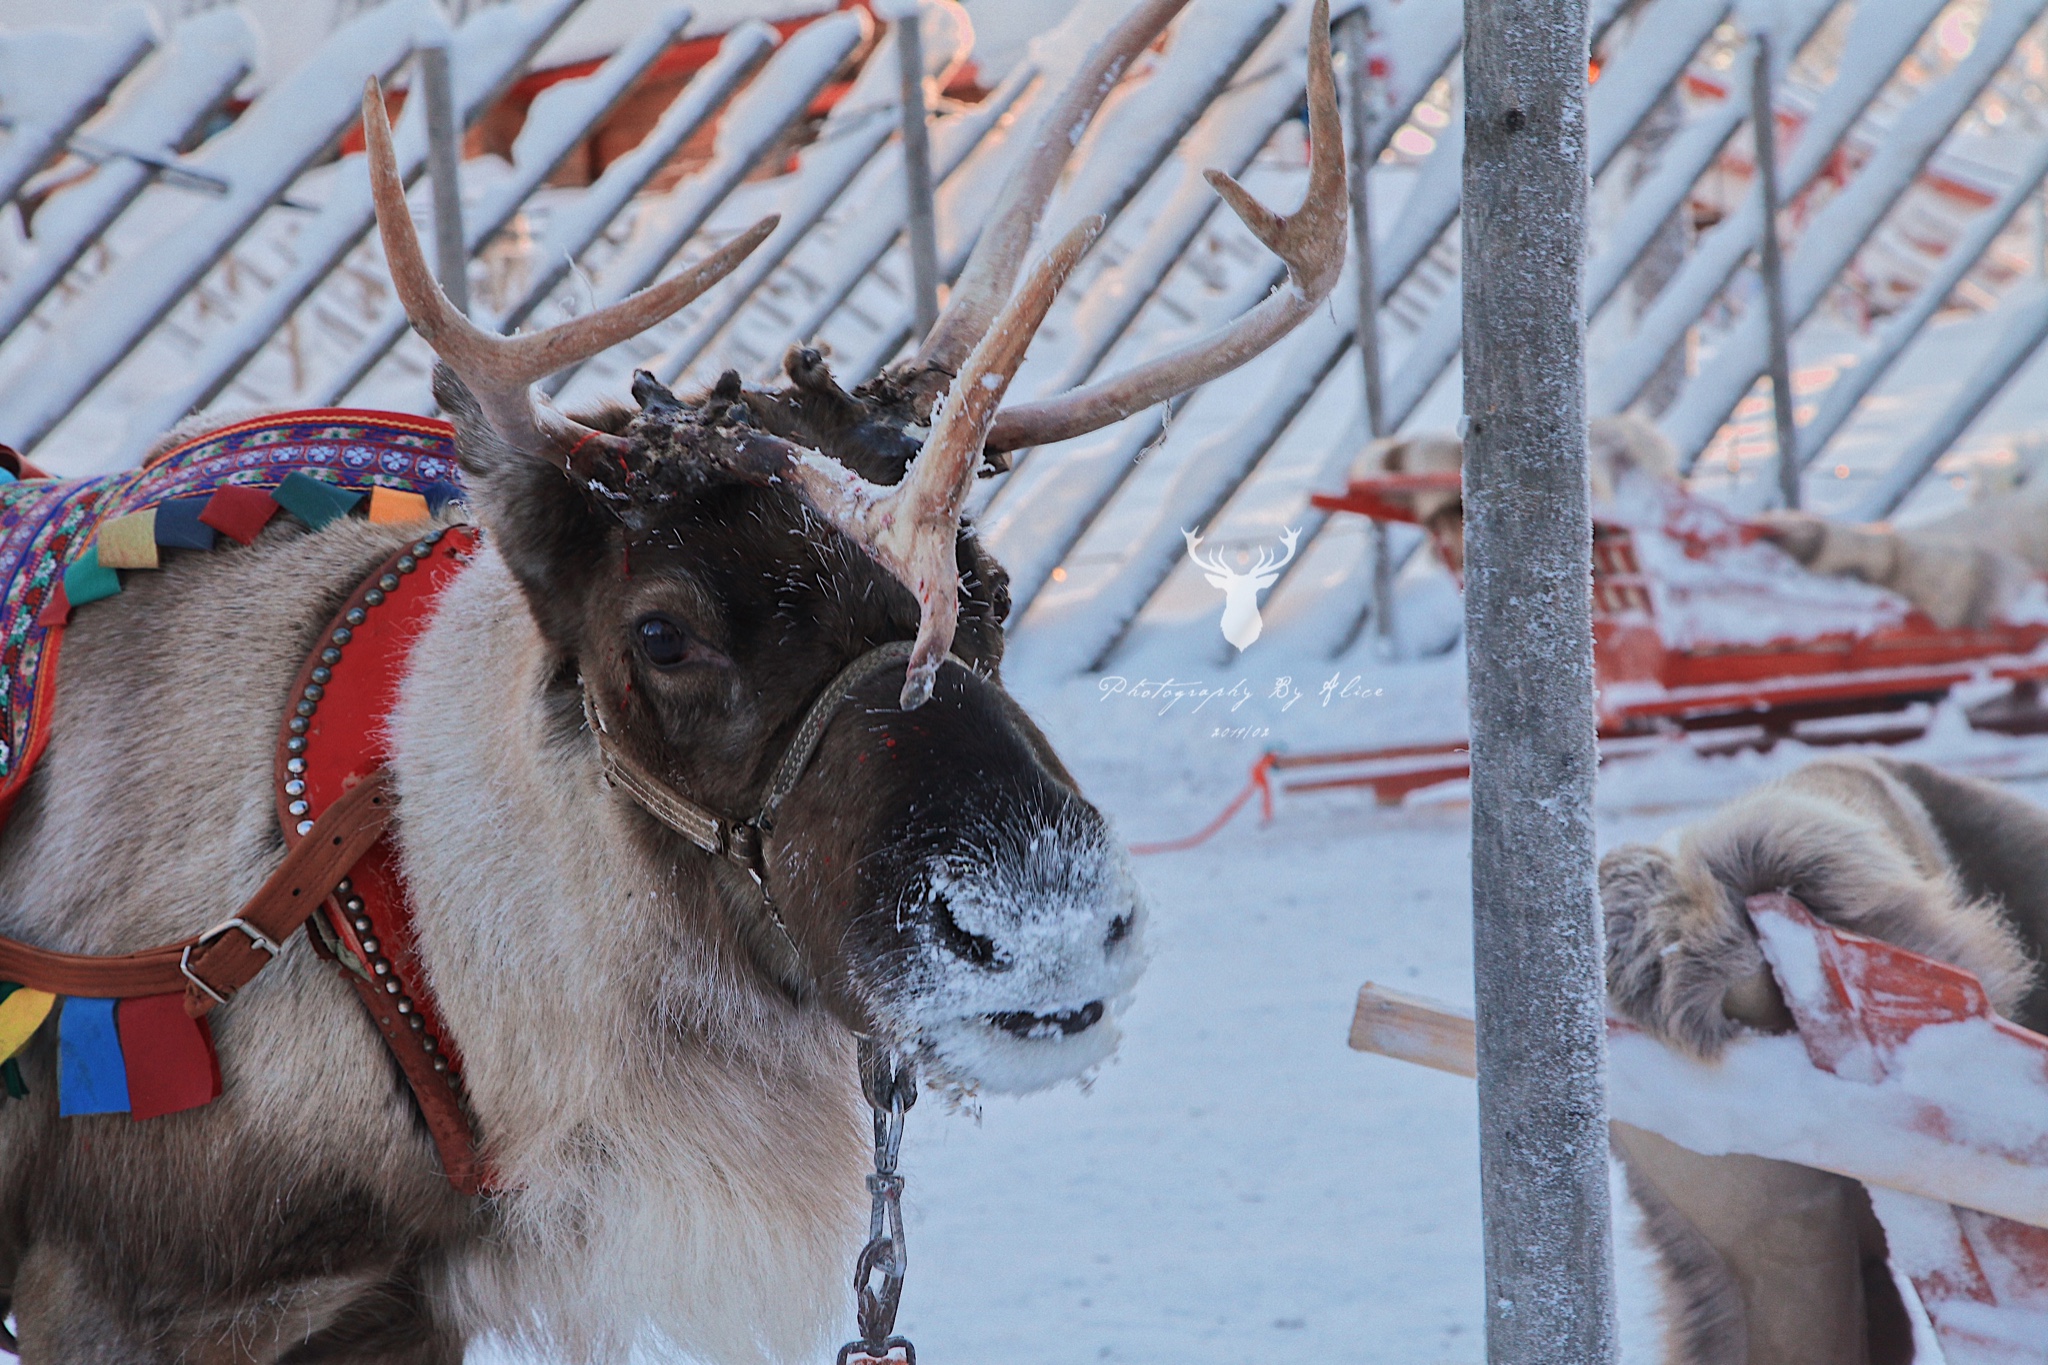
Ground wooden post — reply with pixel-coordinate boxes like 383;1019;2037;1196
1750;33;1799;509
1338;6;1397;654
1462;0;1617;1359
418;43;469;316
894;6;941;340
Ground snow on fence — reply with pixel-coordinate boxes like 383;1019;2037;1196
4;0;2048;679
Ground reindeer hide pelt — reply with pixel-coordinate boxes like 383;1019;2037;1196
1602;755;2036;1060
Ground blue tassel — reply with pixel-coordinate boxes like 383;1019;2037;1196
152;496;218;551
57;998;130;1116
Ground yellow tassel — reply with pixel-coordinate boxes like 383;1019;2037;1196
368;486;431;526
96;510;160;569
0;988;55;1061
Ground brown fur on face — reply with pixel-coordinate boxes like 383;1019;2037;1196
431;364;1129;1041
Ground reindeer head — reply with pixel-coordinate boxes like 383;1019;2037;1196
1184;527;1299;651
362;0;1340;1093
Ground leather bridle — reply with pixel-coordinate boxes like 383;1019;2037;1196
591;634;946;1365
578;638;949;988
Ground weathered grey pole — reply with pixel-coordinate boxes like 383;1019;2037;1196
893;6;941;339
1749;33;1799;509
1462;0;1617;1359
1338;6;1397;654
418;43;469;316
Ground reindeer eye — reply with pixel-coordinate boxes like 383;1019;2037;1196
635;615;698;669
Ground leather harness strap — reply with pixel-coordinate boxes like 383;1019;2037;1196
0;767;394;1008
180;771;395;1015
579;639;927;988
276;524;492;1194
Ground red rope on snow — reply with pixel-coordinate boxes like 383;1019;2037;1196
1128;752;1277;856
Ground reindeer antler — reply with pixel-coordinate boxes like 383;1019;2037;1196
362;79;777;473
911;0;1197;380
979;0;1345;453
789;218;1105;707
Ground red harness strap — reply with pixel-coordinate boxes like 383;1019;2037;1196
277;524;494;1195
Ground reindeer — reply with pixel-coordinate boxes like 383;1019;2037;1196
1601;753;2048;1363
1181;527;1299;650
0;1;1344;1359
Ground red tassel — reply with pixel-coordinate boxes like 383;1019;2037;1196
198;486;280;546
116;993;222;1120
34;583;71;627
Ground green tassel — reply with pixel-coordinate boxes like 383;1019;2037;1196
274;472;364;529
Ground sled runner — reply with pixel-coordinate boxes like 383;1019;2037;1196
1349;894;2048;1360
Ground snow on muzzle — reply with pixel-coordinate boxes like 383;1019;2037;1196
889;813;1146;1095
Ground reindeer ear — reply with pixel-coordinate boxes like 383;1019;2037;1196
436;364;615;653
1202;572;1232;591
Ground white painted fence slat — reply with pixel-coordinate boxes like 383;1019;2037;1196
1585;0;1730;177
541;11;866;398
1578;2;1857;319
102;0;590;471
1593;0;1950;425
1040;0;1287;253
705;55;1030;386
0;10;254;343
0;0;446;455
1659;0;2048;466
834;0;1292;387
477;21;779;343
719;0;1170;389
321;17;776;409
222;3;687;427
1858;284;2048;521
645;0;974;387
1795;127;2048;484
0;3;158;208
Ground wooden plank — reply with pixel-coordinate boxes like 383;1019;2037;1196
1348;982;1475;1077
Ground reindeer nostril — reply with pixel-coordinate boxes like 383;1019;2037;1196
931;896;1004;970
1106;913;1134;948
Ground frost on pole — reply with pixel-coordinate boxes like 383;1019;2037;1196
1461;0;1617;1360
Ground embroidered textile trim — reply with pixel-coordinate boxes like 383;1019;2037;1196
0;410;461;817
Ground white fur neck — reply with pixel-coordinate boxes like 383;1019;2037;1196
387;545;867;1364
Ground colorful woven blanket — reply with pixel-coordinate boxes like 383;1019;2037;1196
0;410;465;1118
0;410;463;818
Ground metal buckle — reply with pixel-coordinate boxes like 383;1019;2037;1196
180;917;283;1004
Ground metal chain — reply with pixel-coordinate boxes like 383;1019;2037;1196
838;1040;918;1365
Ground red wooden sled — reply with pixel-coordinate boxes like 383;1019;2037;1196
1350;894;2048;1359
1289;475;2048;805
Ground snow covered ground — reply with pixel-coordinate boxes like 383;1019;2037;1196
869;664;2048;1365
